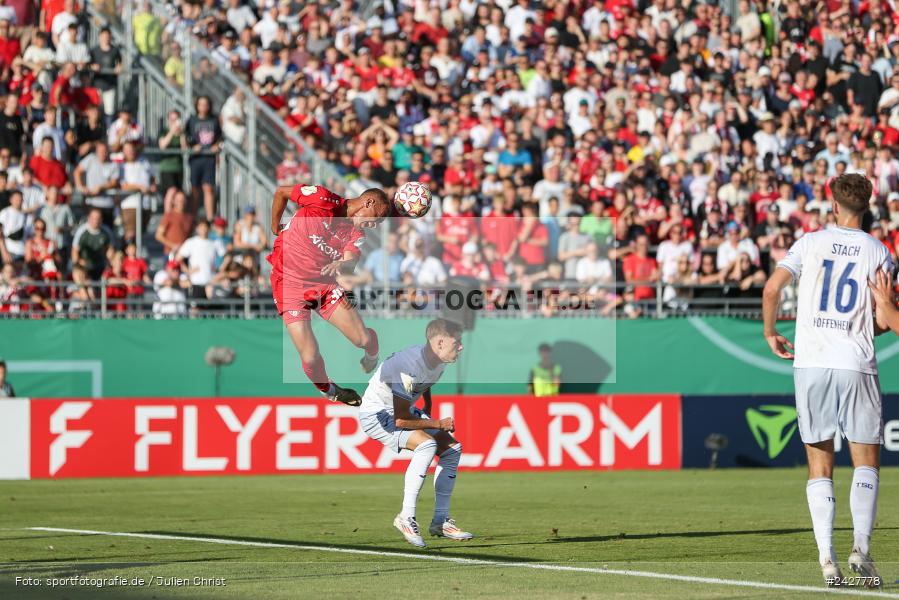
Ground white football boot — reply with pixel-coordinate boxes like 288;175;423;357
848;549;881;587
821;559;843;586
429;518;474;540
393;515;426;548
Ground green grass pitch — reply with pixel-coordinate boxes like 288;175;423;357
1;468;897;599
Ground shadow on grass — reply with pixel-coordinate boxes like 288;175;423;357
547;526;899;544
141;530;543;564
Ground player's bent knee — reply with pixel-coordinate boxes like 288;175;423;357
441;441;462;456
352;326;370;349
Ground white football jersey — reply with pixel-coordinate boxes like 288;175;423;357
778;226;894;374
359;345;447;414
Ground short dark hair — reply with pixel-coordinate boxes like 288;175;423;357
538;343;552;353
361;187;389;208
426;318;463;341
830;173;871;215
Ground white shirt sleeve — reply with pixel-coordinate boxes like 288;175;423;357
378;355;414;401
777;235;807;280
177;238;193;260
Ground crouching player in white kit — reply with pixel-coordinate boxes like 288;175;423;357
358;318;474;548
763;174;893;587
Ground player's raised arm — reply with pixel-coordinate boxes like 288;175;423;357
393;394;453;432
762;266;795;359
270;185;294;235
870;269;899;334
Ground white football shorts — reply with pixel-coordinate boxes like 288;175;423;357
794;367;883;445
359;408;439;453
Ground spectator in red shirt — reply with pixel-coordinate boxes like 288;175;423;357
516;202;549;271
436;194;477;264
874;107;899;147
42;0;77;37
275;147;310;185
481;243;509;283
50;61;98;113
449;242;489;281
622;234;659;301
749;172;779;222
480;194;519;259
123;241;150;298
353;49;380;91
0;18;20;70
29;137;69;193
103;250;129;312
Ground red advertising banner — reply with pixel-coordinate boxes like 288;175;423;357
22;395;681;479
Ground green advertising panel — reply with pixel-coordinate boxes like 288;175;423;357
3;317;899;397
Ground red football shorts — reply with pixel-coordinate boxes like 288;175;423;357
271;270;349;324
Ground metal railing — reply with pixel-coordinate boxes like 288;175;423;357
0;278;267;319
0;279;785;320
91;0;350;231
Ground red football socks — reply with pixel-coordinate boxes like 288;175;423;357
302;356;331;393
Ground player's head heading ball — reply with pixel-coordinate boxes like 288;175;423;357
426;318;464;364
830;173;872;217
349;188;390;229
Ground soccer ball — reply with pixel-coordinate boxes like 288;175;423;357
394;181;432;218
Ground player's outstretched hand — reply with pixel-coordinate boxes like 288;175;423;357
765;331;795;360
320;260;348;277
869;269;895;308
439;417;455;432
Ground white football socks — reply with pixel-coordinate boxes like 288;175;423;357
401;439;437;519
806;477;837;565
850;466;879;556
433;443;462;524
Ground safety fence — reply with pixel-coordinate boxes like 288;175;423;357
89;0;350;229
0;280;776;320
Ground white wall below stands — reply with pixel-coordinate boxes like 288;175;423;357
0;398;30;479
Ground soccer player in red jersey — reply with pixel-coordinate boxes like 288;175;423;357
268;184;390;406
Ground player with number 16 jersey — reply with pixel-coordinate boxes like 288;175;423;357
763;173;893;587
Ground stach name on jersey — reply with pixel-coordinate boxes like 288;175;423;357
831;244;861;257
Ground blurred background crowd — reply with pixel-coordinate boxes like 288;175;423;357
2;0;899;318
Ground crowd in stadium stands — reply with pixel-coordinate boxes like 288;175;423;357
0;0;277;316
140;0;899;312
5;0;899;317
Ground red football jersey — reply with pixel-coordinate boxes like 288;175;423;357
267;185;365;284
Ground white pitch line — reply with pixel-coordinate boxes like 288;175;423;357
26;527;898;598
